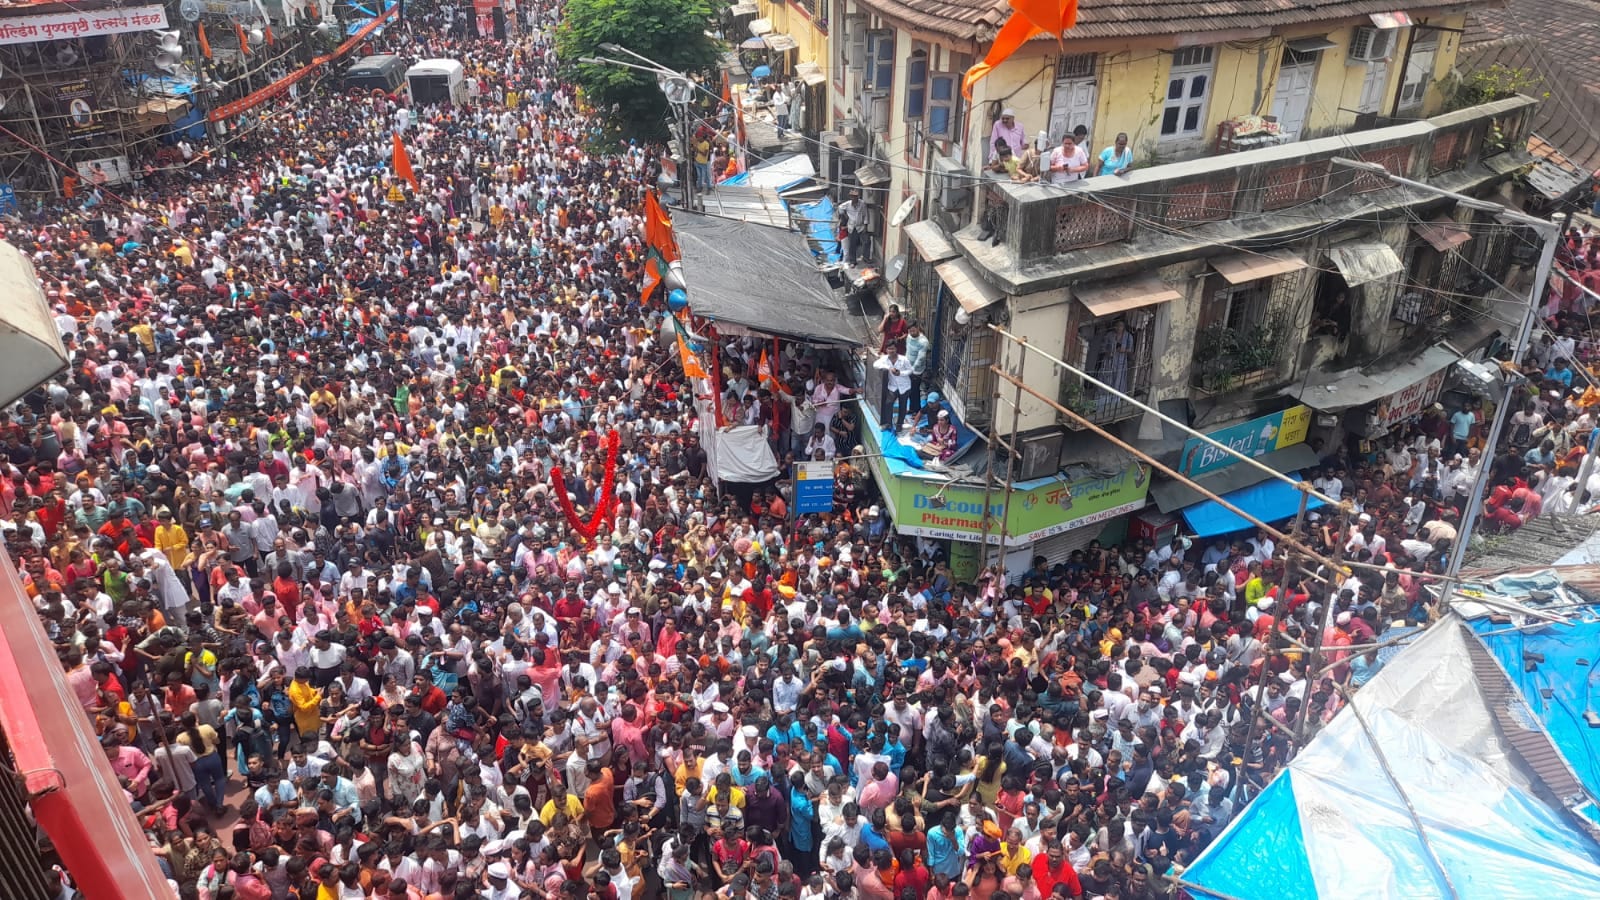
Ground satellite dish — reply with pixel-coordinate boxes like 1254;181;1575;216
247;27;264;45
890;195;918;227
885;254;907;284
179;0;202;20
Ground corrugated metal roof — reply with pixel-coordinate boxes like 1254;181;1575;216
1458;34;1600;172
1462;515;1600;575
1462;622;1594;812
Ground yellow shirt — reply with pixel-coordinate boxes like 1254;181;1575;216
997;843;1032;876
288;679;323;735
155;523;190;569
539;793;585;826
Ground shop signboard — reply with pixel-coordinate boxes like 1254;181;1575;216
1178;405;1311;477
876;459;1150;545
1373;369;1448;429
0;5;168;46
792;460;833;515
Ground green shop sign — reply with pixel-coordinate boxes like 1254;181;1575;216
874;456;1150;545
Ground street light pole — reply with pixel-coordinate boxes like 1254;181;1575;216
580;50;698;211
1330;157;1562;606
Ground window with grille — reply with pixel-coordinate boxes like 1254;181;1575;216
1162;47;1215;139
792;0;818;19
1057;53;1096;80
940;325;999;427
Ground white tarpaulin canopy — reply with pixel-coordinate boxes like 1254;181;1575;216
712;425;780;483
0;242;67;407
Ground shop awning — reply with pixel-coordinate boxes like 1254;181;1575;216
795;60;827;85
1180;468;1327;537
936;256;1007;313
729;0;758;14
1328;241;1404;286
1287;36;1338;53
1211;250;1308;284
763;32;799;51
1076;275;1183;318
1284;344;1459;412
748;16;773;34
1150;443;1321;513
854;162;889;187
905;220;959;263
1412;216;1472;253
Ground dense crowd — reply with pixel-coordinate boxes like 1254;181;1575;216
0;3;1509;900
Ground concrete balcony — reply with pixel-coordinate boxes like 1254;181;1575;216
962;95;1538;297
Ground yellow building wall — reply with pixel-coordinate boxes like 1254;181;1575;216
759;0;830;73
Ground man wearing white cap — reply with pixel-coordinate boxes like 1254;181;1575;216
484;862;516;900
990;108;1027;162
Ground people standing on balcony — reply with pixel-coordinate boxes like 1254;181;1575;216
1095;132;1135;177
905;322;930;405
839;190;868;265
874;346;914;431
990;108;1027;163
1098;319;1136;404
1047;133;1090;185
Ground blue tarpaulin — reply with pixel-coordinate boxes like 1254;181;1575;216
1472;613;1600;804
792;196;841;264
862;402;978;472
1180;470;1324;537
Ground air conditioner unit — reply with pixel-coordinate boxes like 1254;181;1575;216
1349;26;1394;63
932;152;973;219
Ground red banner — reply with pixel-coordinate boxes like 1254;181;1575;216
208;4;399;123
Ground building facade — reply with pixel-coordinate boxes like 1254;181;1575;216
793;0;1539;571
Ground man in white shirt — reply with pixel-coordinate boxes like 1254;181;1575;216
875;347;912;429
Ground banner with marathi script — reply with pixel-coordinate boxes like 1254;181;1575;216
0;5;168;46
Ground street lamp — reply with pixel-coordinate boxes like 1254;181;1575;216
581;49;700;210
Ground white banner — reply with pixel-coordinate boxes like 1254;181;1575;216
0;5;168;46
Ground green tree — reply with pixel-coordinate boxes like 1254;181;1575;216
557;0;723;144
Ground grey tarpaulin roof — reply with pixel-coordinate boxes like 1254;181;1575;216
674;212;871;346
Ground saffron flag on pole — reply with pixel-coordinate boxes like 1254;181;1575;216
677;328;709;379
198;23;211;59
235;22;251;55
392;132;418;190
963;0;1079;99
641;190;680;303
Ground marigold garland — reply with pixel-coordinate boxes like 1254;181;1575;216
549;431;620;544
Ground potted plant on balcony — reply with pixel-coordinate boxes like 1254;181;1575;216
1193;322;1277;395
1058;379;1098;429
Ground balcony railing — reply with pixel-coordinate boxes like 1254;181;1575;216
967;96;1536;292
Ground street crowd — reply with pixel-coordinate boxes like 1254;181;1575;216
0;2;1492;900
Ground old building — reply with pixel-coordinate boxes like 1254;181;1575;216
788;0;1544;571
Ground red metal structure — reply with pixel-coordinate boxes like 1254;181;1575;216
0;548;173;899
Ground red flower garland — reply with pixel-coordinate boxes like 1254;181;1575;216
549;431;621;544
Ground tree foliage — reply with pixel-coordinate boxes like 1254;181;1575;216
557;0;723;144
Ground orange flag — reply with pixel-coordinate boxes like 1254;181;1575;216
963;0;1079;99
197;23;211;59
391;132;417;190
642;256;663;303
677;329;708;379
1011;0;1079;35
644;190;679;260
235;22;250;55
264;23;274;45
